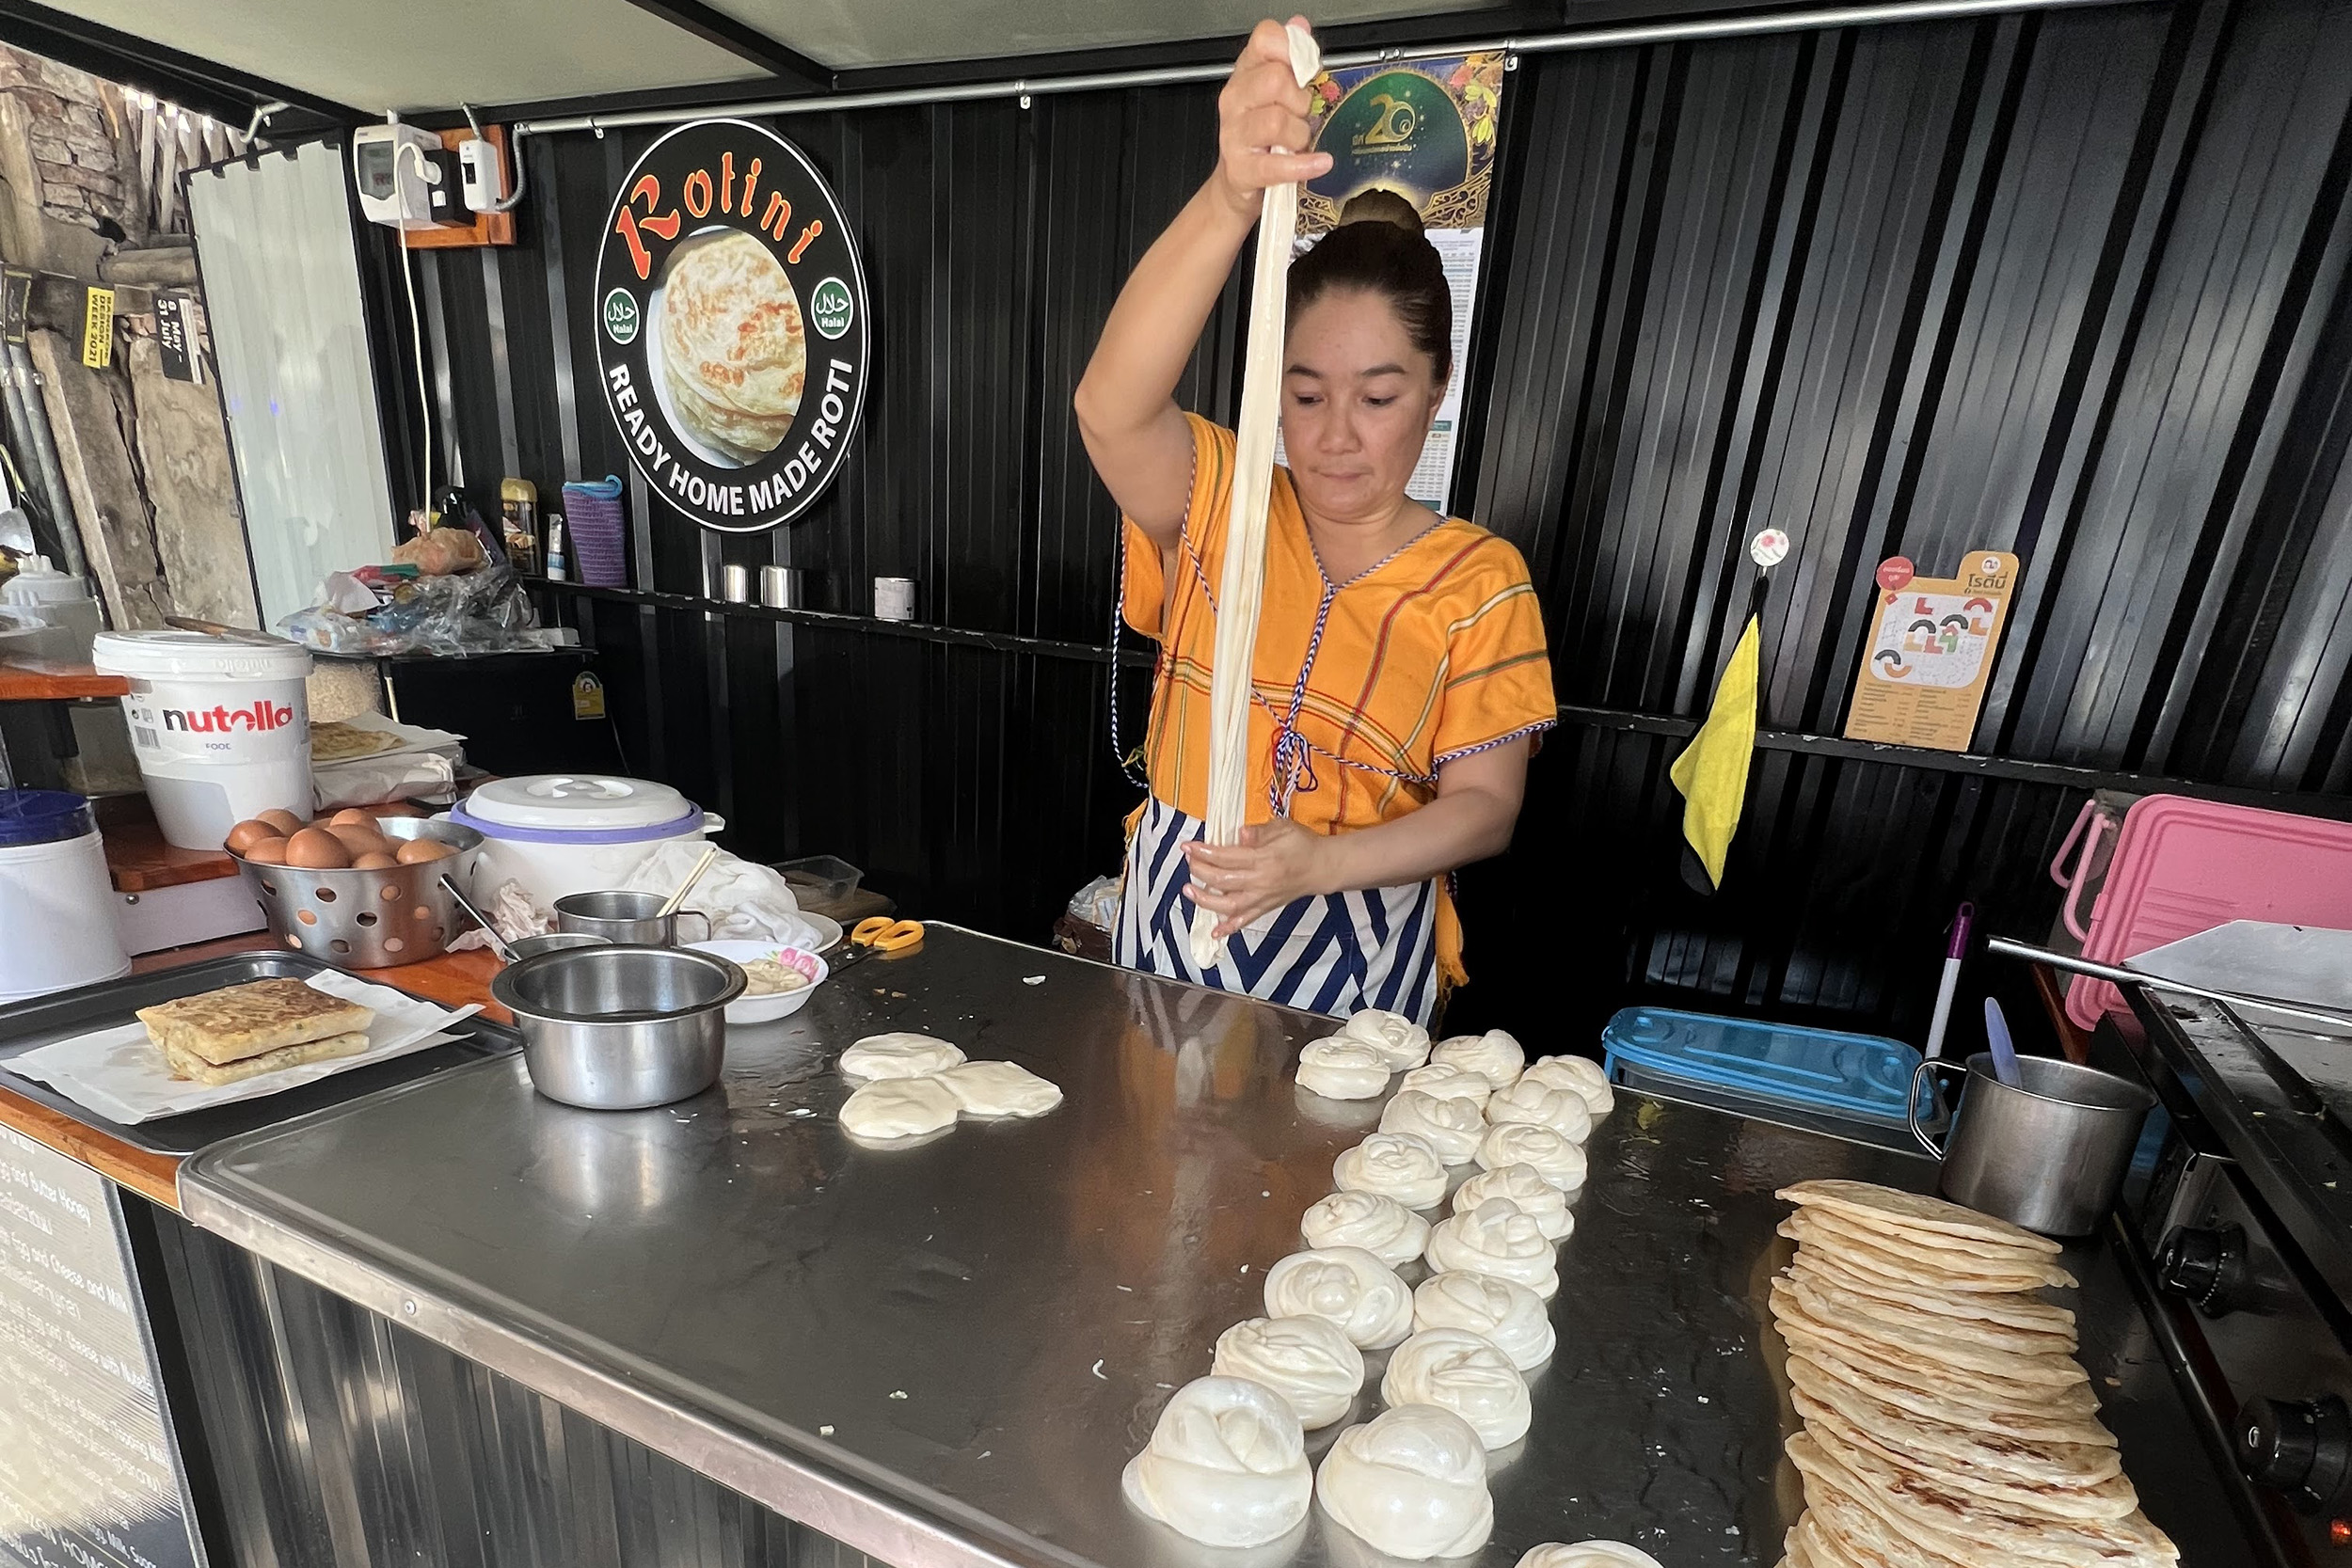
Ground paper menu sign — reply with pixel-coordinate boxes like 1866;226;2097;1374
1842;550;2020;752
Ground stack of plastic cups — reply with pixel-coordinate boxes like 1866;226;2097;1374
562;476;629;587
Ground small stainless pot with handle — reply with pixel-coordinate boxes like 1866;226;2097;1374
1909;1052;2155;1237
491;944;745;1110
553;890;711;946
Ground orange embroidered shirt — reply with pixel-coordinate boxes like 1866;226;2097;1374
1121;415;1556;982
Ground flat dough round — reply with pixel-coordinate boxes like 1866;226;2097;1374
838;1032;965;1081
1314;1404;1493;1560
1332;1132;1449;1210
1121;1375;1311;1547
1486;1077;1594;1144
1263;1246;1413;1349
838;1075;960;1141
1516;1544;1666;1568
1521;1053;1614;1117
1380;1328;1530;1449
1453;1164;1574;1241
1213;1316;1365;1429
1778;1177;2062;1254
1475;1121;1587;1194
1429;1029;1523;1090
1396;1062;1492;1109
938;1059;1061;1118
1378;1090;1486;1164
1413;1271;1555;1370
1333;1008;1431;1070
1301;1190;1430;1268
1423;1197;1559;1297
1296;1038;1392;1101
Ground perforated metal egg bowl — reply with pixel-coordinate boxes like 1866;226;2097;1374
233;818;485;968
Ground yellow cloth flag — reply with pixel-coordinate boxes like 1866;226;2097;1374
1669;615;1761;889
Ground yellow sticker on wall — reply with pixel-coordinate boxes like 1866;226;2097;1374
1843;550;2020;752
570;671;607;721
80;287;114;368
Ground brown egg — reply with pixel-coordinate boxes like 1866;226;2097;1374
328;807;378;829
284;827;352;869
243;836;290;864
350;850;400;870
224;819;278;856
256;808;309;837
394;837;455;864
326;822;393;857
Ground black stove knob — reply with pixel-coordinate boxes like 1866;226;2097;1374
2236;1395;2352;1512
2158;1224;2249;1316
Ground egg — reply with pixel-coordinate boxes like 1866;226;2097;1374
350;851;400;870
326;823;393;857
244;836;290;864
284;828;352;869
329;808;378;829
393;837;455;864
224;819;278;856
256;808;308;837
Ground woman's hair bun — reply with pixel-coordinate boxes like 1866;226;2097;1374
1336;187;1424;237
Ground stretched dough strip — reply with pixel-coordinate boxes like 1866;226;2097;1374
1192;23;1324;969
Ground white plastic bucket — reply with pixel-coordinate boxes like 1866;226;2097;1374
92;631;313;850
0;795;130;1003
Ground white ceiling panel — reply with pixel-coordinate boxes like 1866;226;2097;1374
708;0;1501;69
48;0;765;114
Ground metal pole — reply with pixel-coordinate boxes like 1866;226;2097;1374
1986;937;2352;1036
4;338;85;581
514;0;2129;137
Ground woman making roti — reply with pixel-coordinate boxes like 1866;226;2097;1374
1076;16;1556;1025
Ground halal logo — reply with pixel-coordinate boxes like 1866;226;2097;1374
602;289;640;345
810;277;854;341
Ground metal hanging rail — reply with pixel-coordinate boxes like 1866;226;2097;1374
513;0;2127;138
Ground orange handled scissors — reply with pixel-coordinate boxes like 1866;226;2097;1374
833;916;925;973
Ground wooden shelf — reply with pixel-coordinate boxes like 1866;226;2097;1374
0;657;128;701
94;797;239;891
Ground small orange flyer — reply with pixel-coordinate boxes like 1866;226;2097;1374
1843;549;2020;752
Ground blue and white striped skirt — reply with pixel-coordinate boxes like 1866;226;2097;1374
1114;797;1440;1024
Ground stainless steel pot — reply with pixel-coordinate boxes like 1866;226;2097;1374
1909;1052;2156;1236
491;944;746;1110
553;889;709;945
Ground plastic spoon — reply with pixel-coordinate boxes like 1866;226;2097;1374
1983;996;2024;1088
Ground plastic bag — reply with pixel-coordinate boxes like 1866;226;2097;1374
280;562;540;657
1068;873;1122;932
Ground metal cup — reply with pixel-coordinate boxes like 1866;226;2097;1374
1909;1053;2155;1236
553;890;710;946
721;563;753;603
759;564;802;609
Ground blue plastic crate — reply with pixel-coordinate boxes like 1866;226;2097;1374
1600;1006;1925;1131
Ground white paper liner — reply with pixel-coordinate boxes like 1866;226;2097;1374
3;971;482;1124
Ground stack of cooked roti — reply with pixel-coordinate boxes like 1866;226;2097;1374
137;978;374;1085
1769;1180;2178;1568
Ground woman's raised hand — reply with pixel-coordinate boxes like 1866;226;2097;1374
1213;18;1332;221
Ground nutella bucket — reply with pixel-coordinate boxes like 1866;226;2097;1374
92;630;313;850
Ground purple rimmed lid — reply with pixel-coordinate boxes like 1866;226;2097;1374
454;774;706;845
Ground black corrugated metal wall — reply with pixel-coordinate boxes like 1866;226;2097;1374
388;0;2352;1045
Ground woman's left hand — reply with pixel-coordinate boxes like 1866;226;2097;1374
1183;820;1337;938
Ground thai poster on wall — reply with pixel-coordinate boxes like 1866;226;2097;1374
1843;549;2021;752
1273;52;1506;514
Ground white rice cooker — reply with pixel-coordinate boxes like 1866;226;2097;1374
450;775;723;906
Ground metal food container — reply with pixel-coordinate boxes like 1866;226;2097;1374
490;944;745;1111
235;818;484;968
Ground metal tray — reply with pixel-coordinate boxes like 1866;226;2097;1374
0;950;517;1157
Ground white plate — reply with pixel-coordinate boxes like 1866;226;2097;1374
689;941;828;1023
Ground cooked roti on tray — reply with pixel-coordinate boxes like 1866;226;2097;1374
308;721;403;763
658;230;806;463
136;977;374;1066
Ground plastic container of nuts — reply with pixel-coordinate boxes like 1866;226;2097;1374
233;818;485;967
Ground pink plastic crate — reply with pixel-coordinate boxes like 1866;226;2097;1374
2065;794;2352;1028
